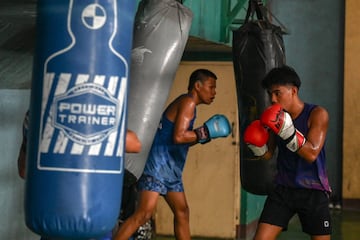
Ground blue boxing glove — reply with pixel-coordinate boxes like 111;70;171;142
194;114;231;144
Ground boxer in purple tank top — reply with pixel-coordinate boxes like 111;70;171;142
244;65;332;240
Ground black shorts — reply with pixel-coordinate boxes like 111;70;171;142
259;185;332;236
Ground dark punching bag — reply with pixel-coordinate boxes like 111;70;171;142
232;0;286;195
25;0;135;239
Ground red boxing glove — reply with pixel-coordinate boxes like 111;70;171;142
243;120;269;156
260;104;306;152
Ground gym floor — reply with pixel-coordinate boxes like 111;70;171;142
154;209;360;240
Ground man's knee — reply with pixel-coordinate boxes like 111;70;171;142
134;210;153;226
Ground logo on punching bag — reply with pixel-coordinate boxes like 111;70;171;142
81;4;106;29
36;0;129;173
53;83;119;145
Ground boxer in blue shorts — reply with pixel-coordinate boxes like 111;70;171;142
114;69;231;240
244;65;332;240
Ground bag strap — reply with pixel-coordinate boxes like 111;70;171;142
243;0;289;34
244;0;268;23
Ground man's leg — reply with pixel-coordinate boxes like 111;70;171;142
253;222;283;240
164;192;190;240
311;235;331;240
299;190;332;240
254;186;295;240
114;190;159;240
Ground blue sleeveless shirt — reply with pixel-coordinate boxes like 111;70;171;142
142;95;196;184
275;103;331;192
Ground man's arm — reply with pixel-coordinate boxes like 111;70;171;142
260;133;277;161
172;97;198;144
125;130;142;153
297;106;329;163
260;104;328;163
18;111;29;179
17;137;26;179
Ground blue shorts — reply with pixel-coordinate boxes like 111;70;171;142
137;174;184;195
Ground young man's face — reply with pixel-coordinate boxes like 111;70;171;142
197;77;217;105
267;84;296;110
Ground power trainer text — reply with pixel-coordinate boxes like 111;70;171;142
57;103;116;125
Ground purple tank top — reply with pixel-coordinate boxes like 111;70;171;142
275;103;331;192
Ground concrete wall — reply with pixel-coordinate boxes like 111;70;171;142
0;90;39;239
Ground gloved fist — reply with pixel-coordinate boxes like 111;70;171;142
194;114;231;144
243;120;269;156
260;104;306;152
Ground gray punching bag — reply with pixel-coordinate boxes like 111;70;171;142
232;0;286;195
125;0;193;183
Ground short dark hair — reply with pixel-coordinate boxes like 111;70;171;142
261;65;301;90
188;69;217;91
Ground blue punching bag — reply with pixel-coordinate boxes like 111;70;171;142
25;0;135;239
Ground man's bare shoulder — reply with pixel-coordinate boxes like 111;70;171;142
166;94;195;120
312;105;329;118
177;94;196;109
309;105;329;126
